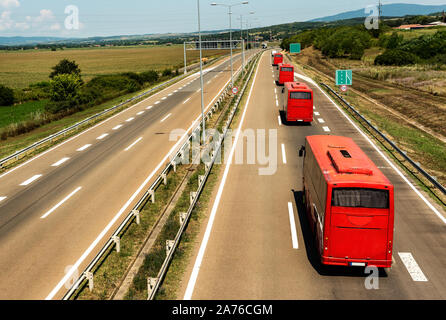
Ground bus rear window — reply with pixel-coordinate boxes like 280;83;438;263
281;67;293;72
290;92;312;100
332;188;389;209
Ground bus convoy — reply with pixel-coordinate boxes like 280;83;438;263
270;50;395;268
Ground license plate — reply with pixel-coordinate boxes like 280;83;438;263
350;262;366;267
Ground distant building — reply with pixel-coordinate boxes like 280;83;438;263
428;21;446;27
393;24;436;30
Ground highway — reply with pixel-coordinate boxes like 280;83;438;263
0;50;257;299
183;50;446;300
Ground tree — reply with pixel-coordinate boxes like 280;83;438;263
0;84;14;106
49;59;81;79
46;74;82;113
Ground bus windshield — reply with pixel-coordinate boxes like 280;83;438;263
332;188;389;209
290;92;311;100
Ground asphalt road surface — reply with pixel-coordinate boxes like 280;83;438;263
0;50;258;300
183;50;446;300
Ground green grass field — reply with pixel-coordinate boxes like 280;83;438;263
0;45;228;89
0;100;47;127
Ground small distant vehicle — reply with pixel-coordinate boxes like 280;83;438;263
271;50;277;57
299;135;395;268
262;43;268;49
277;63;294;86
282;82;313;123
272;53;283;66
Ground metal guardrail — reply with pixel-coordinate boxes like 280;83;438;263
62;50;261;300
321;82;446;200
0;55;227;170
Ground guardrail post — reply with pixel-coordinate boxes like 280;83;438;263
132;209;140;225
198;175;205;186
171;161;177;173
161;173;167;185
149;190;155;203
180;212;187;225
147;277;158;300
85;271;94;292
112;235;120;253
205;162;211;171
190;192;197;205
166;240;175;255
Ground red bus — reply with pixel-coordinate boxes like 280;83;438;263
299;135;394;268
278;64;294;85
272;53;283;66
283;82;313;123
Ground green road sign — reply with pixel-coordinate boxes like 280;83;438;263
336;70;353;86
290;43;301;53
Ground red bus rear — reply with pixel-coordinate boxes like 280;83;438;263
273;53;283;66
300;135;394;268
283;82;313;123
278;64;294;85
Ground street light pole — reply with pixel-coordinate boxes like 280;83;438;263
211;2;249;88
197;0;205;143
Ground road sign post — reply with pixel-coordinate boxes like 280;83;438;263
336;70;353;86
290;43;301;54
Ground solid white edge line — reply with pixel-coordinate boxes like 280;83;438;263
160;113;172;123
398;252;428;281
40;187;82;219
20;174;42;186
288;202;299;249
124;137;143;152
183;97;191;104
281;143;287;164
51;157;70;167
77;144;92;152
294;72;446;225
278;115;282;126
184;51;263;301
45;51;245;301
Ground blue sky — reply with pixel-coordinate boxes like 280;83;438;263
1;0;445;37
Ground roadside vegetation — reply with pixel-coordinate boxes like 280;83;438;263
0;45;228;160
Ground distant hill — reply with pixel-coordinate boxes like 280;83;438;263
310;3;446;22
0;36;70;46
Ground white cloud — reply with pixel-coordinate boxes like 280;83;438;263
29;9;55;23
50;23;61;31
0;0;20;9
14;21;29;30
0;10;13;30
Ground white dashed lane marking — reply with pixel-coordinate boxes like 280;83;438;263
97;133;108;140
51;158;70;167
20;174;42;186
398;252;428;282
77;144;91;151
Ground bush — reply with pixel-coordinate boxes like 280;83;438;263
140;70;159;83
162;68;172;77
49;59;82;79
0;84;14;106
374;49;419;66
